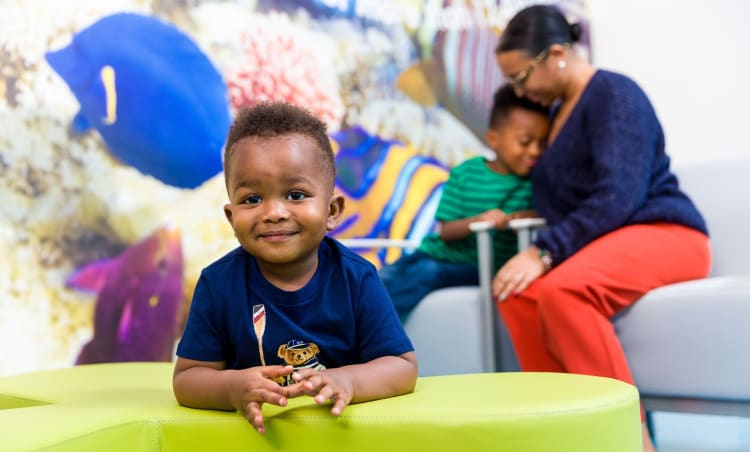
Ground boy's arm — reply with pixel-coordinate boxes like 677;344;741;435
440;206;531;241
173;357;234;410
438;217;486;241
288;351;418;415
340;352;418;403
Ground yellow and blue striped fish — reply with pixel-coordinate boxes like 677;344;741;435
330;127;448;267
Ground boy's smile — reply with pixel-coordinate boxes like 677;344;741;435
223;133;343;287
257;229;298;242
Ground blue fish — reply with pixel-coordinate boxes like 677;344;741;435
67;226;184;364
45;13;231;189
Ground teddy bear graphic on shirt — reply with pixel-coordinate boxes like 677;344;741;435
275;339;327;386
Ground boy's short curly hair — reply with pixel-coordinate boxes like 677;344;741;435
224;102;336;189
488;84;549;129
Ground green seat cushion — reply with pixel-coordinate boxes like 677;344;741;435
0;362;641;451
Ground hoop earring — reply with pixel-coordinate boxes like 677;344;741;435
558;60;567;70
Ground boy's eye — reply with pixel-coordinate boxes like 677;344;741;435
515;134;532;146
287;191;307;201
241;195;262;205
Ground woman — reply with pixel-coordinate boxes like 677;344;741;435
491;5;710;451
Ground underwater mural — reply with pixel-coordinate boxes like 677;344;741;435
0;0;590;376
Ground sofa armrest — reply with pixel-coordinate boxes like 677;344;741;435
337;238;421;250
508;217;547;250
469;221;496;372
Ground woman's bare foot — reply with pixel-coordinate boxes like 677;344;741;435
642;422;656;452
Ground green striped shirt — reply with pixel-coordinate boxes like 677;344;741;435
418;156;533;271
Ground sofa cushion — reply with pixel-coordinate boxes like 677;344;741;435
404;287;487;375
615;276;750;399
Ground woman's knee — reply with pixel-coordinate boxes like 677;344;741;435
535;271;624;320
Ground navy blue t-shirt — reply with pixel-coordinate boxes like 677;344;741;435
176;237;413;374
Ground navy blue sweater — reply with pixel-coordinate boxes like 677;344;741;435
532;70;707;263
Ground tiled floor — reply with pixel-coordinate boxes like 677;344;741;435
653;413;750;451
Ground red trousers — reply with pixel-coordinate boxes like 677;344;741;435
496;224;710;417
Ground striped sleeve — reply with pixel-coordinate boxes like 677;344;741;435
434;164;467;221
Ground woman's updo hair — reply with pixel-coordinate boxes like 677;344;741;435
496;4;581;55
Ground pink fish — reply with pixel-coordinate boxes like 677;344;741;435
67;226;184;364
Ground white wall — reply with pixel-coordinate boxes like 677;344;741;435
589;5;750;448
587;0;750;166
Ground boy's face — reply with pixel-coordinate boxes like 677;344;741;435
485;108;549;176
223;134;343;270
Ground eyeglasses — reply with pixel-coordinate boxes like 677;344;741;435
507;44;569;88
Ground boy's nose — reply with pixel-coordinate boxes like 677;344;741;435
262;199;289;222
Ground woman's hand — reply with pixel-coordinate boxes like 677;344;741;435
492;247;547;301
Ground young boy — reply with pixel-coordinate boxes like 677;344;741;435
379;84;549;320
173;102;418;434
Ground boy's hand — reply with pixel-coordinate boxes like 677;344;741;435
287;368;353;416
231;365;294;434
479;208;511;229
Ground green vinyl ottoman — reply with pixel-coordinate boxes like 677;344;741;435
0;362;641;451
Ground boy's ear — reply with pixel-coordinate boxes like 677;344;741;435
223;204;234;227
485;129;500;150
326;192;345;231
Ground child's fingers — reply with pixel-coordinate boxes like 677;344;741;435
331;395;348;416
303;375;326;395
282;380;308;398
290;368;317;382
311;385;349;416
316;382;351;408
255;388;288;407
313;383;336;405
291;371;325;395
247;401;266;434
260;365;294;379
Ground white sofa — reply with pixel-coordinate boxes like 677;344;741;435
614;158;750;416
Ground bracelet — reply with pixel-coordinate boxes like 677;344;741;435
538;248;553;272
